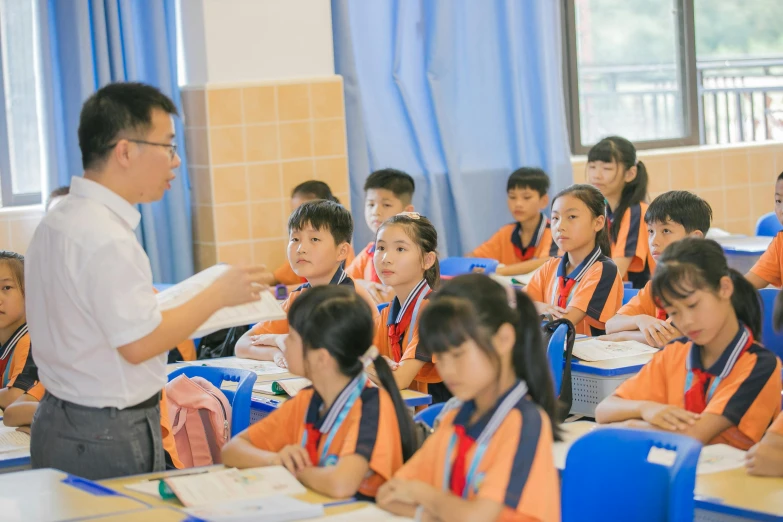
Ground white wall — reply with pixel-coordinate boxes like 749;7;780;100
179;0;335;86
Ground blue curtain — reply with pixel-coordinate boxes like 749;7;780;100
39;0;193;283
332;0;573;256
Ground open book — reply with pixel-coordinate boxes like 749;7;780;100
572;338;658;362
156;265;286;339
0;425;30;454
185;496;323;522
254;377;312;397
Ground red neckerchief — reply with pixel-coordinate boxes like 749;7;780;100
556;278;577;308
303;423;321;465
449;424;475;496
387;283;430;361
365;243;381;283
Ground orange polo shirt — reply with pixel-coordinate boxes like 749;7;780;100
346;242;378;282
1;325;31;390
617;280;662;317
470;215;558;267
750;232;783;287
609;202;655;288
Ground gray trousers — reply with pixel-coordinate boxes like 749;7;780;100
30;393;165;480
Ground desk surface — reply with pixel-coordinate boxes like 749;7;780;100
571;352;654;376
714;235;773;253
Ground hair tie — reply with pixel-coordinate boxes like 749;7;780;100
360;345;379;368
397;211;421;220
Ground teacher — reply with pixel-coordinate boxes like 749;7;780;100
25;82;264;480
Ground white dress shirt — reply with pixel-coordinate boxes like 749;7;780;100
25;176;165;408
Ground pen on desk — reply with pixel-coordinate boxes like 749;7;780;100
324;498;357;508
510;278;525;286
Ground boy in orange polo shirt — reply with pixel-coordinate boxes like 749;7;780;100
469;167;557;275
747;171;783;289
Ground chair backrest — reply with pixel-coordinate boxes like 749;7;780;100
439;257;499;277
623;288;640;306
546;323;568;395
167;366;257;435
759;288;783;360
756;212;783;237
562;428;701;522
413;402;446;428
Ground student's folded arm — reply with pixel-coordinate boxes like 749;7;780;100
221;430;281;469
744;271;771;290
296;454;369;499
407;482;503;522
0;387;23;410
234;330;282;361
601;330;652;345
495;257;550;276
604;313;641;334
612;257;633;278
678;413;733;444
385;359;425;390
594;395;646;424
3;398;39;428
562;307;587;328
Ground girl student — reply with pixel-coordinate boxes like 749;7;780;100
525;184;624;336
377;274;560;522
370;212;450;403
586;136;652;288
222;285;416;500
595;238;782;450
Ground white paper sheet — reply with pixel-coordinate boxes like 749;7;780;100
156;265;286;338
0;427;30;453
125;479;164;498
696;444;747;475
572;339;659;362
192;358;289;376
185;496;324;522
490;266;542;287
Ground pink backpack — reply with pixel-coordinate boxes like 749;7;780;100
165;374;232;468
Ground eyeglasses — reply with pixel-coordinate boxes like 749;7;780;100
108;139;178;160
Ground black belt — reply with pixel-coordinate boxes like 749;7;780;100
45;390;161;411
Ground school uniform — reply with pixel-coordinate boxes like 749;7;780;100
525;246;624;335
395;381;560;522
614;326;782;450
469;214;559;265
275;245;357;286
26;176;167;480
346;242;380;282
768;412;783;436
249;267;378;336
608;202;654;289
616;281;667;320
246;374;403;499
373;280;449;403
0;323;32;389
749;231;783;287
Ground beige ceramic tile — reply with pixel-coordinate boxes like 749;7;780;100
725;185;751;221
215;204;251;242
282;160;316;195
571;162;586;184
696;189;726;224
209;126;245;165
751;184;773;216
668;155;697;190
748;151;776;185
245;124;279;163
247;163;284;201
311;80;344;119
313;119;346;157
217;242;253;265
181;89;207;127
212;165;248;204
253;239;288;269
250;200;286;239
192;205;215;243
207;88;243;126
243;86;277;124
641;157;670;193
696;152;724;189
315;157;349;193
335;192;351;211
279;122;313;159
185;127;210;167
277;83;311;121
723;152;749;186
194;243;217;271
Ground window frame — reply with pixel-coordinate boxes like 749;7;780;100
562;0;701;154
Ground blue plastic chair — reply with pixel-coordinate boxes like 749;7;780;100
440;257;499;277
546;323;568;394
623;288;640;306
167;366;257;436
562;428;701;522
755;212;783;237
413;402;445;428
377;302;390;313
759;288;783;360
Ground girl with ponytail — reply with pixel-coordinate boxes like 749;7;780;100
222;285;415;500
370;212;450;403
596;238;782;450
525;184;624;336
377;274;560;522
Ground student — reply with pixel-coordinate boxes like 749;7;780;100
222;286;415;500
371;213;449;402
469;167;557;275
595;238;782;450
235;200;378;365
587;136;652;288
525;184;624;336
46;185;70;211
347;169;415;303
0;252;38;409
376;274;560;522
746;171;783;289
262;181;356;287
604;191;713;347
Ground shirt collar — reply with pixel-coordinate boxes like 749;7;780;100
688;324;751;377
296;266;353;291
512;213;548;251
386;279;430;326
69;176;141;230
452;380;528;441
306;374;364;432
556;245;602;281
0;323;27;360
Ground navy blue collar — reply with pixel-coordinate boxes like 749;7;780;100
296;266;354;291
452;381;527;440
386;279;430;327
511;213;548;253
556;245;602;281
688;324;751;377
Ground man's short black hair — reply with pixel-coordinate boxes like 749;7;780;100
363;169;415;204
288;199;353;245
78;82;178;170
507;167;549;197
645;190;712;234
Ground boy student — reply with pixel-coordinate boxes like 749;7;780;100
346;169;415;303
469;167;557;275
603;191;712;347
235;199;378;365
746;171;783;289
25;82;266;480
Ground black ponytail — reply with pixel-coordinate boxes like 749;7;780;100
378;213;440;289
774;290;783;332
551;184;611;257
419;274;561;440
288;285;416;461
587;136;649;244
651;238;762;339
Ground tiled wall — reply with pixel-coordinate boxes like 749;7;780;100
181;76;349;271
0;206;45;255
571;141;783;235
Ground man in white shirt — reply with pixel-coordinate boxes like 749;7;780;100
25;82;265;480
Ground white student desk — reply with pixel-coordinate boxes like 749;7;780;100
569;353;654;417
556;421;783;521
714;235;773;275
